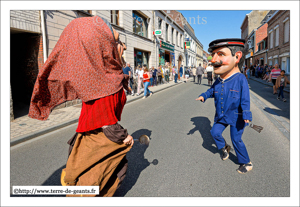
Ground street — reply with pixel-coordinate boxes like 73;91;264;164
10;78;290;197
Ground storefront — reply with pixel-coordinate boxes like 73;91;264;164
159;40;175;66
134;49;149;68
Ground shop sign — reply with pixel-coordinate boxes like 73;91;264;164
160;41;174;52
184;41;190;49
154;30;162;35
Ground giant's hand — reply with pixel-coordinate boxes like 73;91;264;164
195;96;204;102
123;134;134;147
122;74;132;93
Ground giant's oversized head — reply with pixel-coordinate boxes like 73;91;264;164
208;38;246;75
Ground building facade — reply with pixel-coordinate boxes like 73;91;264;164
267;10;290;74
156;10;185;69
241;10;270;67
10;10;202;120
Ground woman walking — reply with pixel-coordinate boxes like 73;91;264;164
142;66;153;99
136;65;144;96
246;65;250;81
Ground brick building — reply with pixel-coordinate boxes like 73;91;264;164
252;22;268;66
266;10;290;74
240;10;270;67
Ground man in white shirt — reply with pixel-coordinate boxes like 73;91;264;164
206;63;214;86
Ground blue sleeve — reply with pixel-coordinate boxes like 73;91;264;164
240;76;252;121
199;86;214;102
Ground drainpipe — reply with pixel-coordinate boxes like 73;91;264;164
40;10;47;63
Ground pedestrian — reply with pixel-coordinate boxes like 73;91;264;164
255;64;259;78
269;63;281;94
179;65;183;80
275;70;290;102
206;63;214;86
149;67;153;87
246;65;251;81
174;66;178;83
196;63;205;84
184;67;190;83
165;64;170;83
196;38;253;174
192;65;197;82
28;16;134;196
157;65;163;85
161;65;165;84
152;66;158;86
136;65;144;96
123;62;134;96
142;66;153;99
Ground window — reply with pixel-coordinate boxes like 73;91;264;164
176;32;179;46
158;18;162;30
180;34;183;47
166;24;169;41
284;20;289;43
275;27;279;47
269;60;272;66
132;11;148;38
111;10;119;25
270;31;274;49
171;28;174;44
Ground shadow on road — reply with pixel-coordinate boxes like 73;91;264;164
114;129;158;197
188;116;239;164
248;77;290;121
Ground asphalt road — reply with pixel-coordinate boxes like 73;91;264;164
10;79;290;198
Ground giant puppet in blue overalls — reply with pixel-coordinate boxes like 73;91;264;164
196;38;253;174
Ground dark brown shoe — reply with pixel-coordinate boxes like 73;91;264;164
221;144;231;161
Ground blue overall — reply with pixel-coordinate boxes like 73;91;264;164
199;73;252;164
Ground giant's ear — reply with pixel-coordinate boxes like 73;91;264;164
235;51;243;64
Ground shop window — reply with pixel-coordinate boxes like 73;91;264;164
134;50;149;68
132;11;148;38
111;10;119;25
284;20;289;43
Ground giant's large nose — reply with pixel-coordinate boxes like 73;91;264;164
211;53;218;63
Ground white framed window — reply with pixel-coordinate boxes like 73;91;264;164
171;28;174;44
284;20;289;43
275;27;279;47
111;10;119;25
176;32;179;46
270;31;274;49
165;24;169;41
269;60;272;66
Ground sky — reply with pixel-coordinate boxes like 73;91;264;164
178;10;252;52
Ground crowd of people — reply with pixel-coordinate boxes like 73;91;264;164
242;63;289;102
122;62;190;98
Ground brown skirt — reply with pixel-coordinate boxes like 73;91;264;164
62;131;131;197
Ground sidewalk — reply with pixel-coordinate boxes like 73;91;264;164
248;75;290;93
10;79;188;146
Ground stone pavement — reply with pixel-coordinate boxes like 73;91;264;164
10;79;188;146
248;75;290;93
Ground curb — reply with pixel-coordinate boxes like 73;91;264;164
249;77;290;94
250;91;290;140
10;81;185;147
